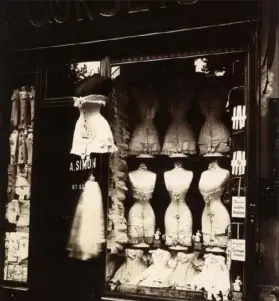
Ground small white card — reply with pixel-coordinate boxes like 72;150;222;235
231;239;246;262
232;196;246;218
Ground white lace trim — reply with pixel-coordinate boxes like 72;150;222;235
73;94;107;108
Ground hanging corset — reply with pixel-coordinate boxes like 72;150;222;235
17;130;27;164
70;95;118;158
128;189;155;245
10;89;19;128
164;190;193;248
9;130;19;165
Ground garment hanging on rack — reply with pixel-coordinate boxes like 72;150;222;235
67;176;105;260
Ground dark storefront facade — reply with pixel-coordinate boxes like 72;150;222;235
0;1;278;301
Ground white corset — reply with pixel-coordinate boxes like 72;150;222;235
162;121;196;156
129;106;160;156
70;95;117;157
164;189;193;248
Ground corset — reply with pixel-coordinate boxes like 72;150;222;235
9;130;19;165
132;189;153;204
198;121;231;156
17;130;27;165
201;188;225;204
5;199;20;224
165;190;193;248
70;96;117;157
26;130;33;165
15;174;30;201
19;89;28;129
11;89;19;128
129;119;161;156
17;201;30;227
128;189;155;245
201;189;230;248
162;122;197;155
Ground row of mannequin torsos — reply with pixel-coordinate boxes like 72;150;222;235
128;161;230;251
129;96;230;156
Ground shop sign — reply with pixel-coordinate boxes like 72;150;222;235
5;0;199;27
69;157;96;172
232;196;246;218
231;239;246;262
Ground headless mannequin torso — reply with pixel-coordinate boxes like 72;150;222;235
164;162;193;250
199;161;230;252
128;163;156;248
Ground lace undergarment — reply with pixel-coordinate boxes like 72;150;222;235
198;121;230;155
162;122;196;156
70;95;117;158
132;249;173;288
128;189;155;245
110;249;148;286
200;188;230;248
129;106;160;156
164;190;193;248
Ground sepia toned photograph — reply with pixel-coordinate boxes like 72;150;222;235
0;1;278;301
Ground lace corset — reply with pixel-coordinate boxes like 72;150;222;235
132;189;153;203
200;188;225;204
128;185;156;246
162;122;196;156
198;121;230;156
169;189;189;203
164;187;193;248
70;95;117;157
129;105;160;156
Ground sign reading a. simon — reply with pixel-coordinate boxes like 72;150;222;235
5;0;199;27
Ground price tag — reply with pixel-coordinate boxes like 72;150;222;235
232;196;246;218
231;239;246;262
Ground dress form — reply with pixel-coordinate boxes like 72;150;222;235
162;86;196;156
199;161;230;252
164;161;193;250
198;93;230;156
129;85;160;157
128;163;156;248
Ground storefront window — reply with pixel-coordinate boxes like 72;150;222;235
105;52;247;300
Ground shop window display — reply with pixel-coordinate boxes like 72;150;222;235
105;53;247;301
